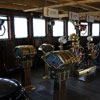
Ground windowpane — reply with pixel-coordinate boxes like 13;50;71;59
53;20;64;37
80;22;88;36
14;17;28;38
0;16;8;39
33;18;46;37
68;21;76;36
92;23;99;36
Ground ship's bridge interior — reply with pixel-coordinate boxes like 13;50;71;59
0;0;100;100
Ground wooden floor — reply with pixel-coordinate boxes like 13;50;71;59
27;68;100;100
4;67;100;100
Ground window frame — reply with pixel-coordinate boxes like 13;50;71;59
32;18;46;37
0;15;9;40
14;16;28;39
68;21;76;37
53;20;64;37
80;22;88;37
92;23;100;37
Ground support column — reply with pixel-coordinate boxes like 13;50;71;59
53;80;67;100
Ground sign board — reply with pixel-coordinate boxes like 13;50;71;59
44;7;58;18
69;12;79;21
87;15;94;22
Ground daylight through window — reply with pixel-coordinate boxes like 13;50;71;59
0;16;8;39
92;23;99;36
68;21;76;36
14;17;28;38
80;22;88;36
33;18;46;37
53;20;64;37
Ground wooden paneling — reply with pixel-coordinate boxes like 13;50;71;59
0;0;57;8
0;0;99;19
24;0;100;12
0;2;34;10
79;4;100;11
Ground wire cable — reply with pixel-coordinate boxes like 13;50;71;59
0;25;6;36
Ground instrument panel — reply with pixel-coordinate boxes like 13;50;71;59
45;53;63;68
14;45;37;58
43;46;54;53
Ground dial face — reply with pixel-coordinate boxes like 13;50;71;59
43;46;53;53
45;53;63;68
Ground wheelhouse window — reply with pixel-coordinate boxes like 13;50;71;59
92;23;99;36
68;21;76;36
33;18;46;37
80;22;88;36
0;16;8;39
14;17;28;38
53;20;64;37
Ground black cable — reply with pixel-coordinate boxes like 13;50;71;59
0;25;6;36
24;91;33;100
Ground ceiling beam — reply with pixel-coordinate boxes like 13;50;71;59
24;0;100;12
71;5;90;11
58;11;100;18
0;0;54;7
47;0;61;3
0;2;35;10
80;11;100;17
47;0;70;3
79;4;100;11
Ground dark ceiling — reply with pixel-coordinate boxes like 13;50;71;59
0;0;99;20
